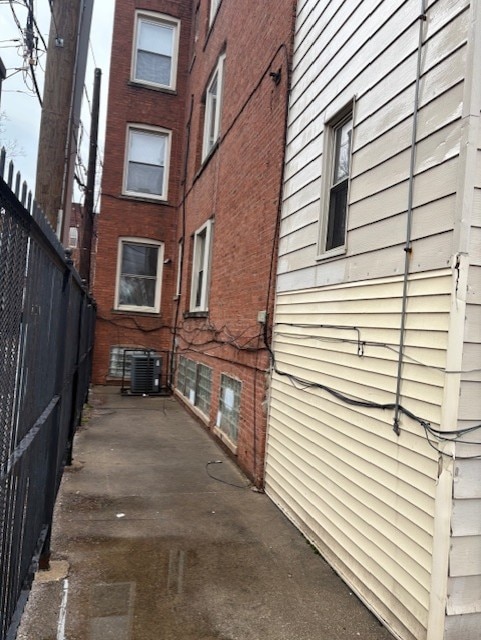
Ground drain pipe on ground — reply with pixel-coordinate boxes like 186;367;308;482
393;0;427;435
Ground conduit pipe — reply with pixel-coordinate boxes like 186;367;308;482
393;0;427;435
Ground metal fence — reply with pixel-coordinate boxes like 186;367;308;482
0;150;96;640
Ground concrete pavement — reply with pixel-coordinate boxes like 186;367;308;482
17;387;393;640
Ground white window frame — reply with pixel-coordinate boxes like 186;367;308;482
131;11;180;91
123;124;171;201
317;102;354;259
190;219;213;312
68;227;78;248
202;54;226;160
115;237;164;313
175;239;183;297
209;0;221;24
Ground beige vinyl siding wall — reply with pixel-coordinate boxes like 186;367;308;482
278;0;470;294
445;115;481;637
266;271;452;640
266;1;481;639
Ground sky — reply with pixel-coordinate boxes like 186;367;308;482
0;0;115;207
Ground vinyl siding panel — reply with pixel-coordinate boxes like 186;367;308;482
271;1;480;639
279;0;469;289
266;271;452;640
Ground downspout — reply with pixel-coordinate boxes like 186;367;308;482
393;0;427;435
170;95;194;388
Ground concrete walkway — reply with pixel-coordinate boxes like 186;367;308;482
17;387;393;640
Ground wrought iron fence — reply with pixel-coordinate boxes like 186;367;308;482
0;149;95;640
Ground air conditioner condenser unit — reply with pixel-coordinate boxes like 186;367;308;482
130;354;162;394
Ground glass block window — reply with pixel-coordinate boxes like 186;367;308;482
185;359;197;404
217;375;241;444
109;347;147;378
195;364;212;415
176;357;212;417
177;355;187;394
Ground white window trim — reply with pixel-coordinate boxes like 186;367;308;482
175;239;183;297
202;54;226;161
123;124;171;201
68;227;78;249
209;0;221;24
190;219;213;312
317;101;355;260
115;237;164;313
131;11;180;91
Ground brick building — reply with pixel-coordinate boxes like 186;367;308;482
93;0;296;485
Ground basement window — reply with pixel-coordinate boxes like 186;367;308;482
109;346;147;378
176;356;212;416
216;375;241;445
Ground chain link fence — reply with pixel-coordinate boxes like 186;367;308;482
0;151;95;640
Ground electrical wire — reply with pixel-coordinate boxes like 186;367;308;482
205;461;251;489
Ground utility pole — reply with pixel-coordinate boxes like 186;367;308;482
0;58;5;108
35;0;94;237
80;67;101;286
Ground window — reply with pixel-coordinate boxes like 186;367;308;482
176;356;212;416
209;0;221;24
202;54;225;159
319;108;353;255
115;238;164;313
216;375;241;445
124;126;171;199
109;346;147;378
132;12;180;90
190;220;213;312
196;364;212;415
175;240;183;297
68;227;78;248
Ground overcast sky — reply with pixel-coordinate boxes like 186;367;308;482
0;0;115;203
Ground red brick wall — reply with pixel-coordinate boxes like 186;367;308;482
174;0;297;485
92;0;193;383
93;0;297;486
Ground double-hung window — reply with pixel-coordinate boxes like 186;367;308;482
202;54;225;160
115;238;164;313
318;108;353;255
132;12;180;90
124;126;171;200
190;220;213;312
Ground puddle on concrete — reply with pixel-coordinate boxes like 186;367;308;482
89;582;135;640
62;538;238;640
